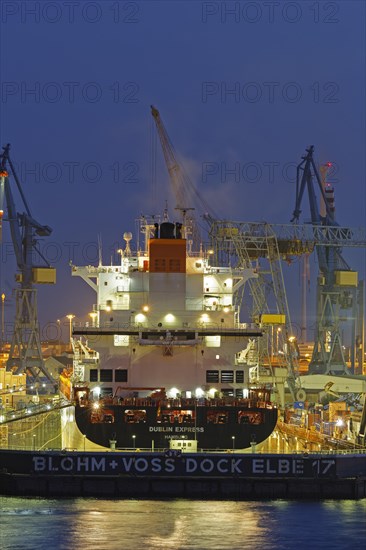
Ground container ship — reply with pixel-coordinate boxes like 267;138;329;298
61;216;278;451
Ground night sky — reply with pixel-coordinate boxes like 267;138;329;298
0;0;365;341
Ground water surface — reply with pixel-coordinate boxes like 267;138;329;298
1;497;365;549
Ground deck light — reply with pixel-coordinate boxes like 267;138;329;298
89;312;97;326
66;314;75;341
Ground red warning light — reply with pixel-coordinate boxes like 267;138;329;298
326;162;332;167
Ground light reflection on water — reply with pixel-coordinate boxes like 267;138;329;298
0;497;365;550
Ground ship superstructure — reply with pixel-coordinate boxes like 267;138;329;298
68;216;278;450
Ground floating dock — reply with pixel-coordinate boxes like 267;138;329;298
0;449;365;500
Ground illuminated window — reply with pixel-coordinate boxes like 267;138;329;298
205;336;221;347
221;388;234;397
124;409;147;424
221;371;234;383
114;335;129;346
206;370;219;383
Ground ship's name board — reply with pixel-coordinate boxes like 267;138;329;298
149;426;204;433
31;454;336;478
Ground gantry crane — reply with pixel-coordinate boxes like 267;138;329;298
291;145;364;375
208;220;301;403
0;144;56;383
151;110;365;392
208;192;365;398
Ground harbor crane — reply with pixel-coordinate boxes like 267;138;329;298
151;105;216;251
151;107;300;402
150;109;365;398
0;144;56;384
291;146;364;375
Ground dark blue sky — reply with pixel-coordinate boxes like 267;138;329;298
0;0;365;339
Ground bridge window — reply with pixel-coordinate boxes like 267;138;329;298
115;369;128;382
100;369;113;382
206;370;219;383
236;370;244;383
90;369;98;382
221;371;234;383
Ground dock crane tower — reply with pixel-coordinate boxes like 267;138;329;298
0;144;56;383
291;145;362;375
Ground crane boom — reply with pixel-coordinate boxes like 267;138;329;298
151;105;189;211
292;146;349;277
150;105;216;250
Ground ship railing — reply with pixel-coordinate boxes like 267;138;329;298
89;397;276;409
73;323;263;335
97;397;157;407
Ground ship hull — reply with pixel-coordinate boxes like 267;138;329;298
74;404;278;450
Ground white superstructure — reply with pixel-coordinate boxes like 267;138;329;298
71;217;261;399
